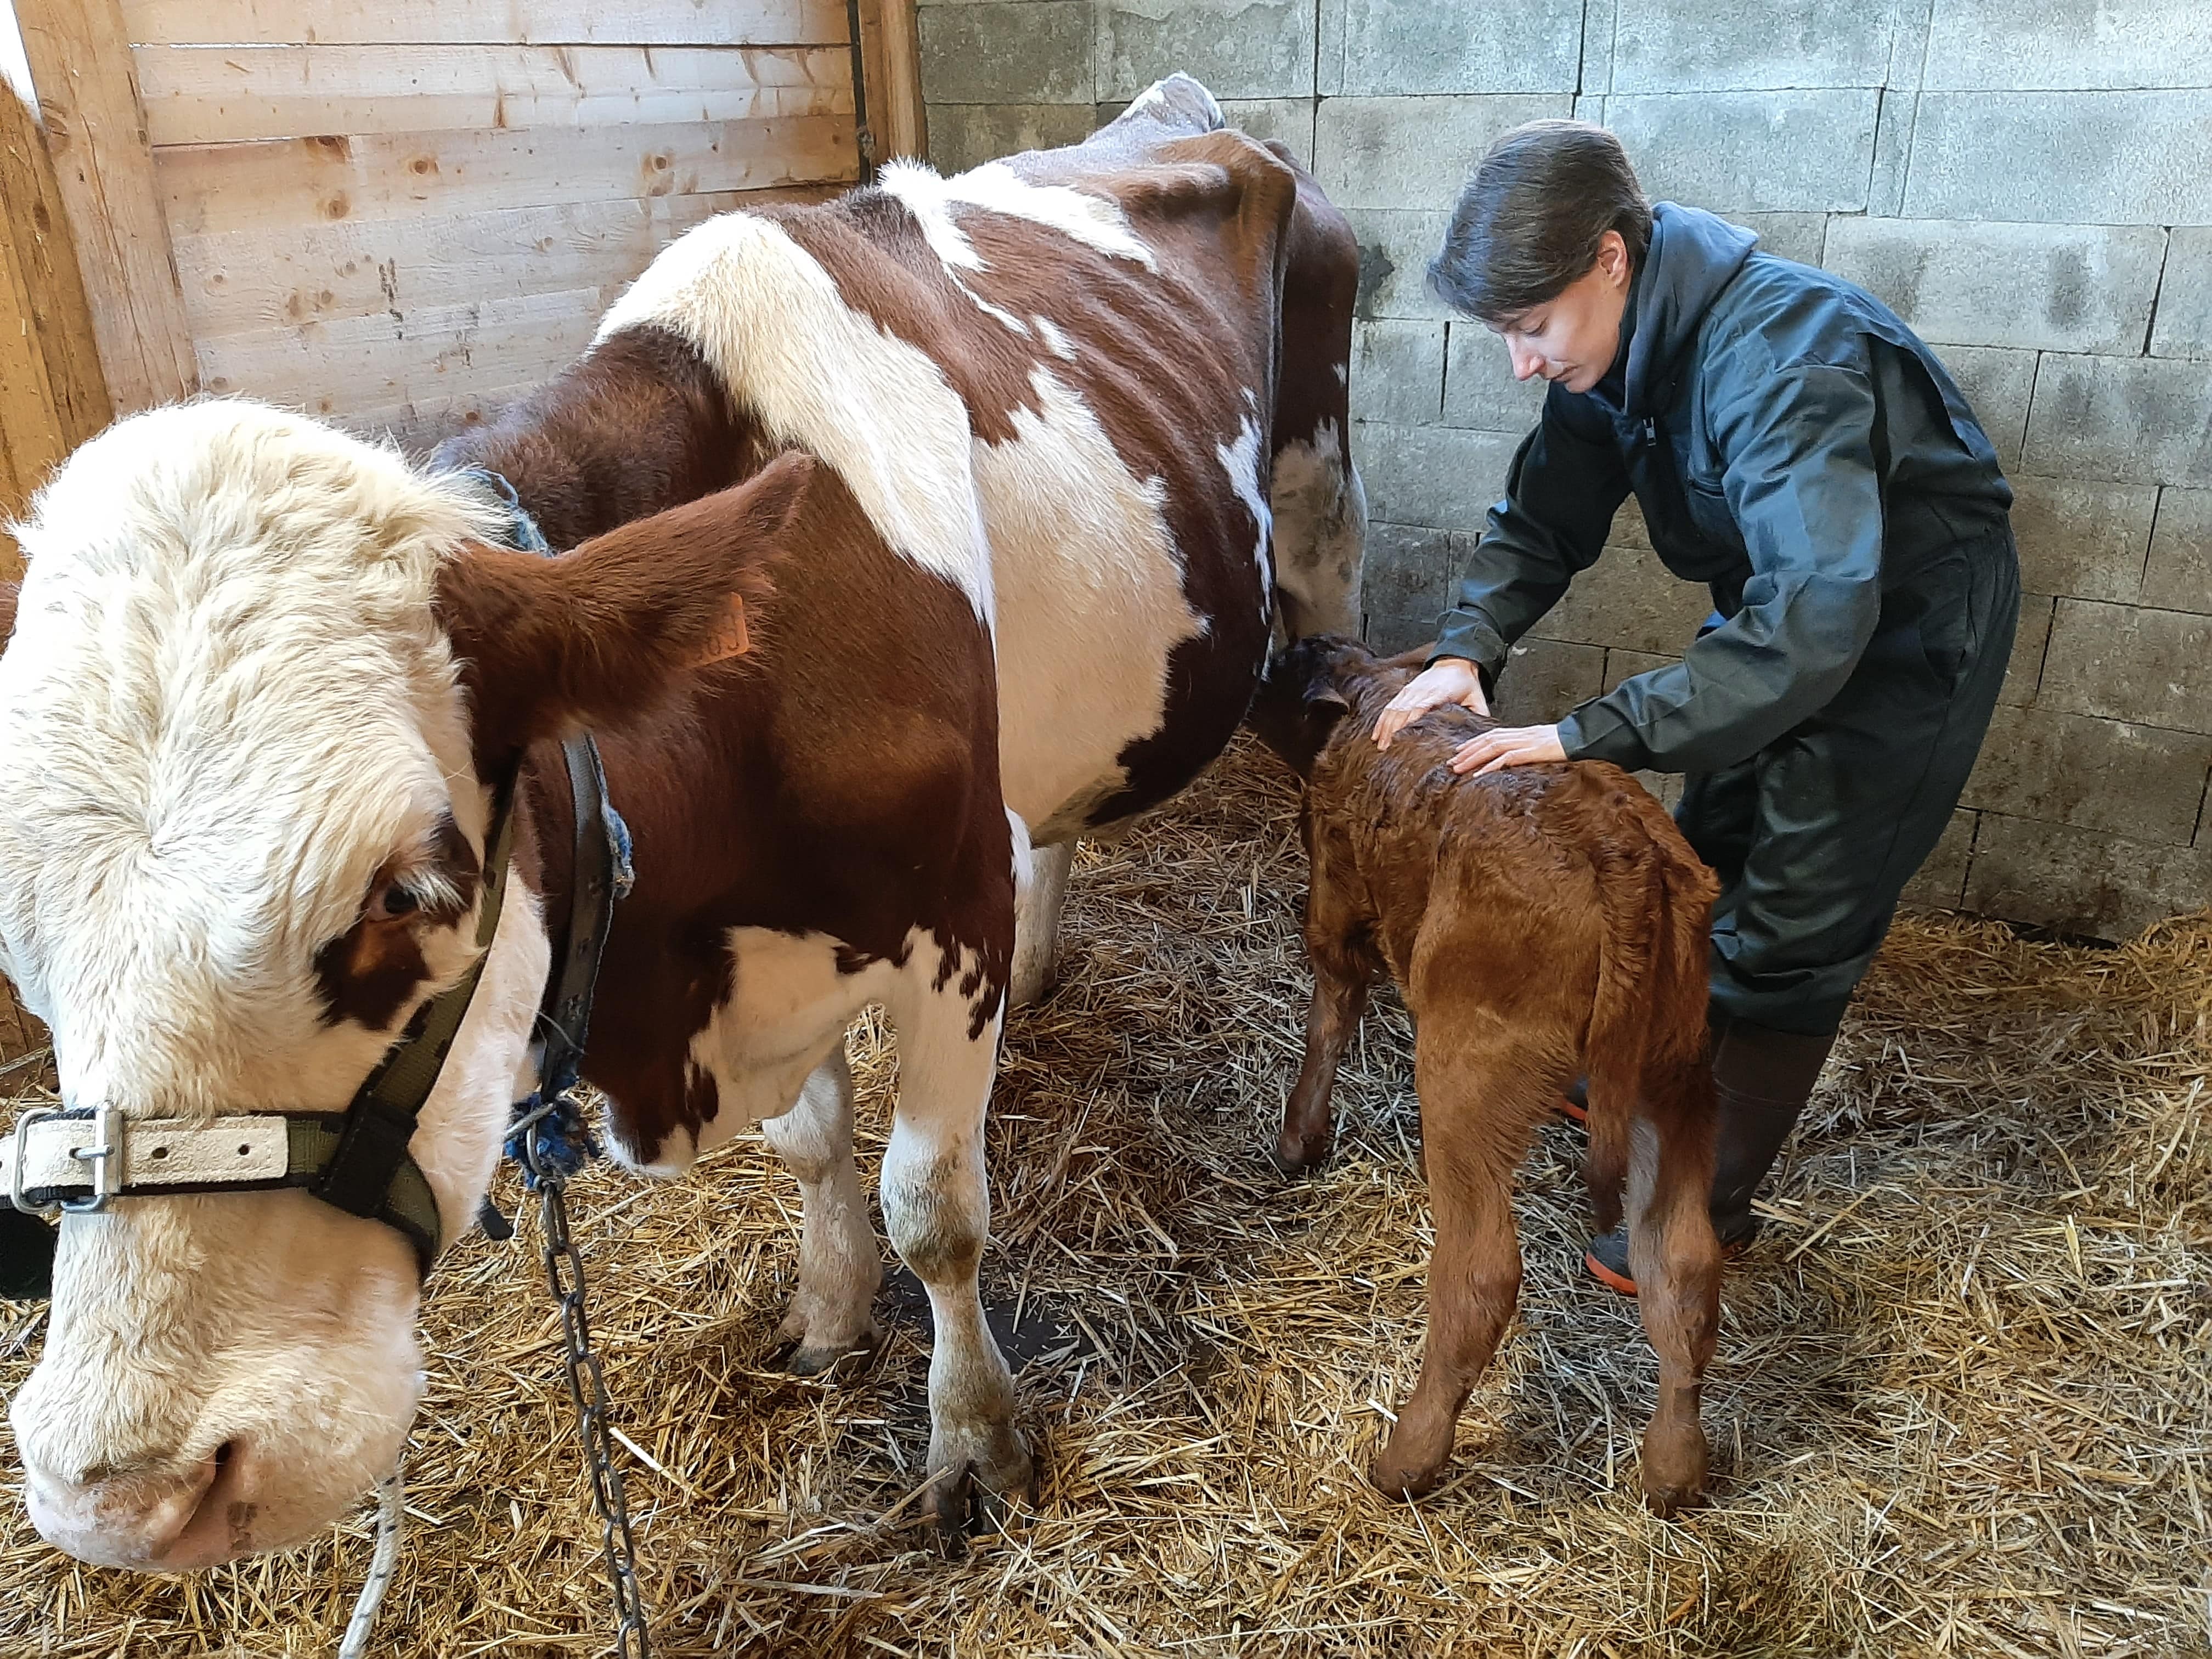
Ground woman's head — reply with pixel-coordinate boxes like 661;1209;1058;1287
1430;120;1651;396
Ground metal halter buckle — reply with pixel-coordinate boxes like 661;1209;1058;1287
9;1104;122;1216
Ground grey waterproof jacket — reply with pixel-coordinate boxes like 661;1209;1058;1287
1432;201;2014;775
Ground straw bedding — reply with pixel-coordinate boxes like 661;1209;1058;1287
3;735;2208;1657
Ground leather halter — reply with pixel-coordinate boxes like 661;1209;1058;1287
3;475;619;1284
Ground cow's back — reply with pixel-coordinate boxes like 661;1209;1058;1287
595;81;1318;842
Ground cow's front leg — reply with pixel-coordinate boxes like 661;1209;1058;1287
761;1042;883;1375
883;957;1031;1548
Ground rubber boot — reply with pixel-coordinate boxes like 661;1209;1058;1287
1584;1017;1841;1295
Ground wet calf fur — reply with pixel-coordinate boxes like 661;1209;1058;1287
1250;637;1724;1513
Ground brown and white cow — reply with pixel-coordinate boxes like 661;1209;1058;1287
0;77;1362;1567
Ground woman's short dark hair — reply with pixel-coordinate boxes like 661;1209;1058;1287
1428;120;1652;324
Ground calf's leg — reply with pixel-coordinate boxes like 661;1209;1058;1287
761;1042;883;1375
1276;944;1370;1173
1277;833;1374;1172
883;961;1032;1545
1371;1029;1545;1497
1625;1104;1722;1515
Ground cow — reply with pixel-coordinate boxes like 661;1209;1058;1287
0;75;1364;1571
1248;636;1722;1514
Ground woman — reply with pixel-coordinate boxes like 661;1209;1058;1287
1371;121;2018;1294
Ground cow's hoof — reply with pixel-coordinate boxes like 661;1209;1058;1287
771;1317;881;1379
924;1436;1037;1557
1268;1136;1333;1176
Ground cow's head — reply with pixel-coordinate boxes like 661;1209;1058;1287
0;400;808;1571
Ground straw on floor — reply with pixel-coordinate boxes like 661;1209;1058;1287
4;734;2208;1657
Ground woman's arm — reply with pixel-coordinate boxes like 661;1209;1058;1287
1555;359;1887;775
1428;391;1634;691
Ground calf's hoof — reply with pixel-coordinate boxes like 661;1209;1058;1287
1268;1127;1334;1176
1368;1429;1449;1499
1638;1419;1710;1517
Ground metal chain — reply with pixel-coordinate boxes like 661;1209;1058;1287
529;1118;653;1659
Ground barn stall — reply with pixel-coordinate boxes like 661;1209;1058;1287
0;0;2209;1655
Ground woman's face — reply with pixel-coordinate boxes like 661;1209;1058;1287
1490;230;1633;396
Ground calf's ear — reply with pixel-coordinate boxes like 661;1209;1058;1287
436;454;813;762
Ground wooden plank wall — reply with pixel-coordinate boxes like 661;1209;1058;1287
0;87;112;579
115;0;871;453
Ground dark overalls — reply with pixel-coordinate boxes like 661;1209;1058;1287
1433;202;2020;1040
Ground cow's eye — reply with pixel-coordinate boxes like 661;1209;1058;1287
365;884;420;923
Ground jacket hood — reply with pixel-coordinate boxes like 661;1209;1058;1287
1620;202;1757;418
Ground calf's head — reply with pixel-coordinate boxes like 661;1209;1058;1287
0;400;808;1571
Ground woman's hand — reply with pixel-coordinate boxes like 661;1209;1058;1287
1448;723;1567;775
1373;657;1489;751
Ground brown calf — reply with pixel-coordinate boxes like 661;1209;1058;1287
1249;636;1724;1514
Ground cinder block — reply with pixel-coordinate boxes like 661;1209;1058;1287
919;3;1091;106
1361;521;1454;651
1822;218;2165;356
2024;354;2212;486
2142;487;2212;615
1355;422;1523;531
1999;594;2053;708
1967;813;2211;942
1904;92;2212;224
2007;474;2157;605
1351;320;1446;427
1965;704;2212;845
1901;808;1975;910
1095;0;1314;102
1601;647;1677;695
1328;0;1582;97
2039;598;2212;733
1442;324;1545;432
1532;541;1715;656
2149;227;2212;360
1866;88;1916;220
1343;207;1455;321
1740;212;1830;268
1220;98;1317;157
1494;637;1606;725
928;103;1096;174
1934;345;2035;471
1611;0;1892;93
1922;0;2212;92
1601;90;1880;214
1314;95;1570;211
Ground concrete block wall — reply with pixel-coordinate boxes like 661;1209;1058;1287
921;0;2212;941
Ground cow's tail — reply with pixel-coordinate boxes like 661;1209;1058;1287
1580;790;1719;1235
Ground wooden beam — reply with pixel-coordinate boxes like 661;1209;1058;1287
856;0;926;166
14;0;197;413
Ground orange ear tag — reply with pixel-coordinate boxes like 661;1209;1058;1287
684;594;752;669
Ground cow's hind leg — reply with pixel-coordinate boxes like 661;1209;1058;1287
762;1042;884;1375
1269;419;1365;640
1626;1068;1722;1515
1009;839;1074;1010
1371;1026;1551;1497
883;956;1031;1546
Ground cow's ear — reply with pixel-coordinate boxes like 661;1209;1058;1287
435;454;812;762
0;582;16;646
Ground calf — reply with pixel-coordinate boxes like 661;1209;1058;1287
1249;636;1723;1513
